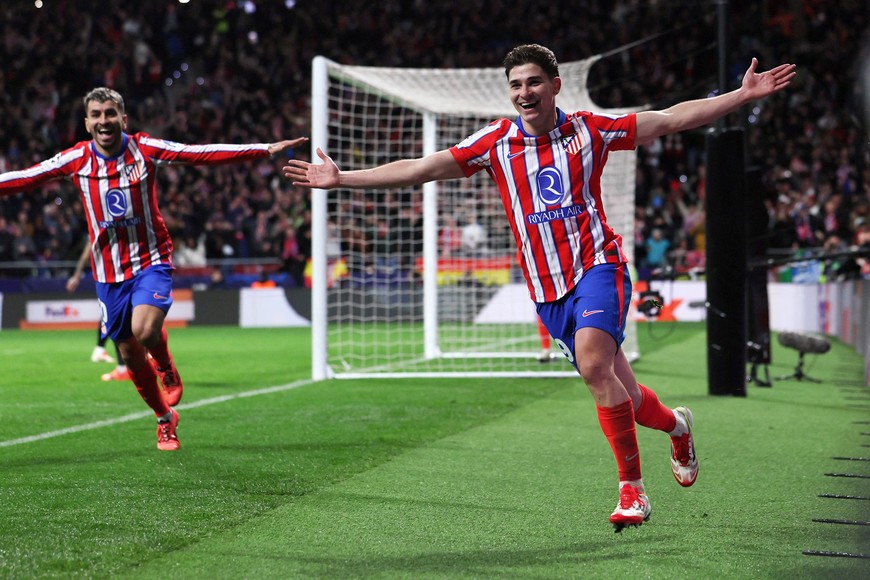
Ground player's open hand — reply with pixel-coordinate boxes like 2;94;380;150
65;275;80;293
268;137;309;157
283;147;340;189
741;58;796;100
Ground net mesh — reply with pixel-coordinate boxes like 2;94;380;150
315;56;638;378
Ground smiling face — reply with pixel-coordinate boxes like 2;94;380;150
508;62;561;136
84;97;127;157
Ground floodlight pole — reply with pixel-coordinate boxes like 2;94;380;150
716;0;729;130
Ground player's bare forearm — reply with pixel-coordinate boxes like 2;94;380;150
341;159;427;188
341;152;463;188
284;148;463;190
636;91;747;141
636;59;796;143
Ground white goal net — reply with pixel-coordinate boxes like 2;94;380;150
309;55;639;379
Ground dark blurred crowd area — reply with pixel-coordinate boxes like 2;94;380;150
0;0;867;288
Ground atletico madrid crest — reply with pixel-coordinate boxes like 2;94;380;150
124;162;141;183
562;133;583;155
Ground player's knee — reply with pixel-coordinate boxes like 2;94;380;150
131;322;161;348
578;359;607;384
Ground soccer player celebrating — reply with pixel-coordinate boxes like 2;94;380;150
0;87;307;451
284;45;796;529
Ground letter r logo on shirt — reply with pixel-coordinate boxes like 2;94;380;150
106;189;128;218
536;166;564;205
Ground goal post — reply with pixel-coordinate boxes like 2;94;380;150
310;55;639;380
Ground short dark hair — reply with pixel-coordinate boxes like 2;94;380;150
503;44;560;79
83;87;125;114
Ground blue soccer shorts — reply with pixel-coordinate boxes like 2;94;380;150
95;265;174;342
535;263;632;370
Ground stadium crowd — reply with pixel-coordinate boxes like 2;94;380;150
0;0;867;284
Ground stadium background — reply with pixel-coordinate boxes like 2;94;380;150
0;2;869;577
0;0;866;291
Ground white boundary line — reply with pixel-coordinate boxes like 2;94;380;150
0;378;317;448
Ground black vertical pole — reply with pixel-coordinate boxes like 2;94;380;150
704;0;746;396
705;128;748;396
716;0;729;130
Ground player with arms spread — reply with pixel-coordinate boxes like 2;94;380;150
0;87;307;451
284;44;795;530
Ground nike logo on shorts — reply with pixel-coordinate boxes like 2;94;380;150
153;292;169;300
582;309;604;317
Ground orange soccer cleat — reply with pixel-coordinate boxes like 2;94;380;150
101;367;132;382
156;408;180;451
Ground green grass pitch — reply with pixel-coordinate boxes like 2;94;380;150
0;323;867;578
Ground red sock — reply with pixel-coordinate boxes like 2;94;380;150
634;384;677;433
148;327;172;369
596;399;642;482
130;364;170;417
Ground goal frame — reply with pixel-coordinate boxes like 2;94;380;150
309;55;639;380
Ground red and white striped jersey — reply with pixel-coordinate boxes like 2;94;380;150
449;109;636;303
0;133;271;283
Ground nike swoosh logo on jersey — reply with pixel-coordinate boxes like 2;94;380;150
582;309;604;317
507;150;524;159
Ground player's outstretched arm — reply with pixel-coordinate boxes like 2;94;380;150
636;58;796;144
739;58;796;100
283;148;463;190
268;137;309;158
283;148;341;189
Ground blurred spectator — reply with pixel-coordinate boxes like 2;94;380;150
644;228;672;270
251;270;277;289
394;205;423;271
0;217;15;266
439;214;463;257
174;234;207;267
768;199;798;250
207;267;227;290
276;217;305;287
460;212;487;256
325;216;342;260
0;0;866;283
12;223;37;263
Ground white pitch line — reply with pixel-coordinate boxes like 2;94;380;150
0;378;317;448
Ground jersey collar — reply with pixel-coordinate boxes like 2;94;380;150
91;133;129;160
515;108;568;138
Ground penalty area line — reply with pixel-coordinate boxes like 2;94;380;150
0;378;316;449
